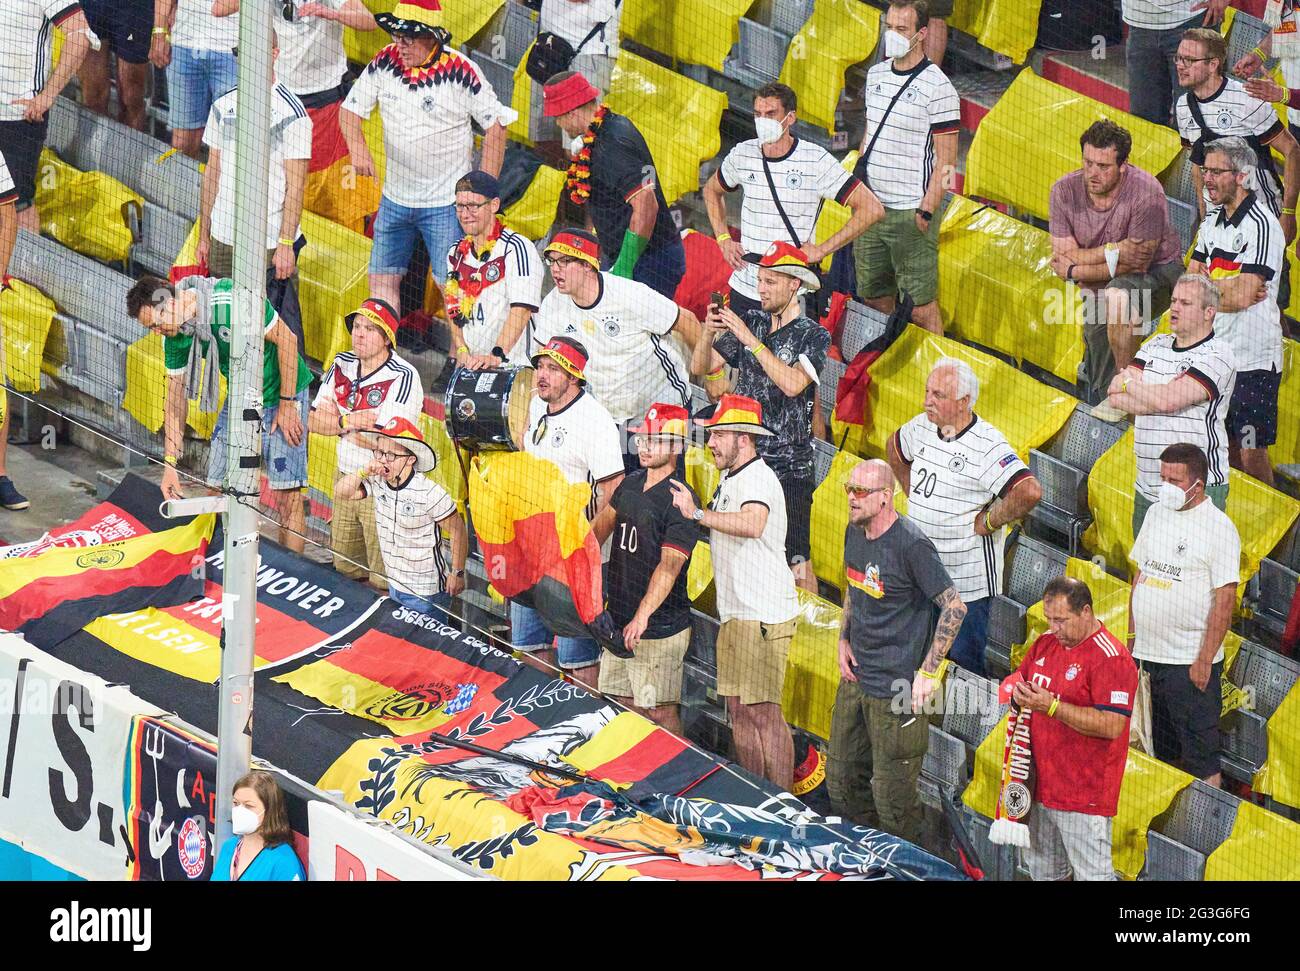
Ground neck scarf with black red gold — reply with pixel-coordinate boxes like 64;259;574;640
444;219;505;323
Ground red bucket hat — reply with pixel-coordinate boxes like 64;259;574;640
629;402;690;439
543;72;600;117
531;336;588;382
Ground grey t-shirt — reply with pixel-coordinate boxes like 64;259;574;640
844;516;954;700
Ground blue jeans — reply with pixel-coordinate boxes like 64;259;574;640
1124;19;1197;127
207;386;309;490
631;236;687;299
370;196;462;282
948;596;991;677
509;601;600;670
388;586;452;615
166;46;238;130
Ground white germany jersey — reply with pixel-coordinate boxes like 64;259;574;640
708;457;799;624
444;227;542;367
367;473;457;599
0;0;87;122
313;349;425;475
275;0;348;97
858;58;960;210
1175;77;1284;216
524;389;624;517
1190;192;1285;372
894;413;1030;602
532;272;690;424
172;0;240;51
717;137;859;300
1121;0;1198;29
1131;332;1236;500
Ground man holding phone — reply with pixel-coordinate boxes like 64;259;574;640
691;242;830;592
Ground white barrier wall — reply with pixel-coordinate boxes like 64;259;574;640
307;801;484;881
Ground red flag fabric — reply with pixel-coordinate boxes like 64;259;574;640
675;229;734;322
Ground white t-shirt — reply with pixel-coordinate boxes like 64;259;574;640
366;473;457;599
893;413;1030;603
708;456;799;624
0;0;88;122
313;349;425;475
204;84;313;248
1175;78;1284;216
274;0;348;97
1121;0;1198;29
539;0;621;58
859;58;960;210
1131;332;1236;500
444;226;542;367
1190;193;1286;373
532;272;689;424
717;137;859;300
524;389;624;517
172;0;240;51
1131;498;1241;665
342;43;518;208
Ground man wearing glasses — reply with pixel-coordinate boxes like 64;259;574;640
591;403;699;736
828;458;965;844
335;416;467;615
443;170;542;369
340;0;516;310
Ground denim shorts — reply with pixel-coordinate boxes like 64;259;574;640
369;196;462;281
388;586;452;616
509;601;600;670
166;45;238;131
207;386;310;490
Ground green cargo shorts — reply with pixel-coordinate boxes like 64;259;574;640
852;205;941;306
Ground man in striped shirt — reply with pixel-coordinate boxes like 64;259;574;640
851;0;960;334
1106;274;1235;536
885;358;1043;676
702;82;881;317
1122;0;1229;127
1186;137;1284;487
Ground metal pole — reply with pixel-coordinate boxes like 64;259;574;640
215;0;275;854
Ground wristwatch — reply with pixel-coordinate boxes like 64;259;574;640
692;509;705;522
916;208;933;222
491;346;506;362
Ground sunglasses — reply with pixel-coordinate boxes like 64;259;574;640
844;483;890;497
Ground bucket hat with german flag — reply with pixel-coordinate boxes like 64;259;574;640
372;416;437;473
629;402;690;440
376;0;447;37
695;393;773;436
345;297;400;348
543;229;601;271
744;240;821;291
531;336;588;383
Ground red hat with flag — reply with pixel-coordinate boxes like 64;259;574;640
695;393;773;436
345;297;400;348
531;336;588;382
629;402;690;439
376;0;446;37
544;229;601;271
543;72;601;117
372;416;437;473
743;240;821;291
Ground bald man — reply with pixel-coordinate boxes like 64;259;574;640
828;459;965;843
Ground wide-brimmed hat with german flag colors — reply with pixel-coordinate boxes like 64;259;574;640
345;297;400;347
543;229;601;271
376;0;447;37
531;336;588;382
744;240;821;291
629;402;689;440
372;416;437;473
695;393;772;436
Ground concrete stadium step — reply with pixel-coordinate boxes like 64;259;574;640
1032;46;1130;114
951;69;1017;134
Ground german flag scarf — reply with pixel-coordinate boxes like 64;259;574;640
989;700;1034;847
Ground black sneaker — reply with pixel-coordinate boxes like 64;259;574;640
0;477;27;511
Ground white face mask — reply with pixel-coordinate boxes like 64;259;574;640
231;804;261;836
568;133;585;155
883;29;917;60
1157;480;1197;510
755;115;788;145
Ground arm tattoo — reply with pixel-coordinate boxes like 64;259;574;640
923;586;967;673
840;604;852;642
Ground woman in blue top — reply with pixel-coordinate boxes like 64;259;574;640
212;770;304;881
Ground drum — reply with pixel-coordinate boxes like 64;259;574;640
444;365;535;451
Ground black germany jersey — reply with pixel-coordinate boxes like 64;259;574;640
606;470;700;638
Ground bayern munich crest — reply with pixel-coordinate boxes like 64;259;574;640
177;816;208;879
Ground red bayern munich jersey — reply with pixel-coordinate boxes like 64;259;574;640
1015;624;1138;816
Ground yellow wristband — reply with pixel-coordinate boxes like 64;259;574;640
1284;208;1297;216
984;510;995;533
705;366;726;382
716;233;732;243
920;659;950;681
458;345;469;355
749;343;765;356
164;454;178;466
277;237;296;247
152;26;168;35
1047;696;1060;718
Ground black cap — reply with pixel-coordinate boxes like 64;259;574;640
456;169;501;200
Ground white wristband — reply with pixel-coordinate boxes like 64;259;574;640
1104;244;1120;278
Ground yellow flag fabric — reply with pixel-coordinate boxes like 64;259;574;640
307;433;338;501
297;210;373;364
1269;338;1300;468
1082;428;1300;579
123;333;224;439
0;279;59;392
1112;750;1194;879
812;150;860;271
779;0;881;132
508;42;536;145
782;590;846;740
961;713;1007;818
861;325;1077;462
810;448;862;592
938;194;1086;383
964;71;1183;222
605;50;727;206
304;155;381;236
948;0;1044;65
420;415;471;515
1204;799;1300;880
469;451;592;557
620;0;748;70
34;150;143;264
502;164;565;241
1252;682;1300;810
346;1;504;66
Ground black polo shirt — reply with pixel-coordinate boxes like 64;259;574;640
588;111;680;260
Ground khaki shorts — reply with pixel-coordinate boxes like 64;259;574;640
598;627;690;708
716;618;797;706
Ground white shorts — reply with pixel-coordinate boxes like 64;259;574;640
1022;805;1116;882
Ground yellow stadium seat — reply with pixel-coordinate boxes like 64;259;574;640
123;333;224;439
811;150;859;271
419;414;471;515
297;211;373;366
605;50;727;206
779;0;881;133
1252;682;1300;810
1082;428;1300;581
33;150;143;265
1270;338;1300;469
508;41;536;146
1204;799;1300;880
307;432;339;501
782;589;846;740
963;70;1182;222
948;0;1043;65
346;1;505;67
502;164;565;241
938;194;1086;384
621;0;748;71
0;279;60;392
